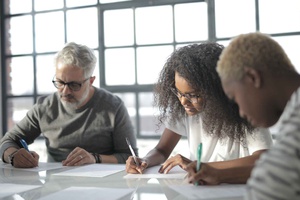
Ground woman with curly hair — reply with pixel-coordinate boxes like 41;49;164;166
126;43;273;185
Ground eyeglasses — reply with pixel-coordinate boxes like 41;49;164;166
52;77;90;91
170;87;201;103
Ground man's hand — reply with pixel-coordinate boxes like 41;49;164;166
12;148;39;168
62;147;95;166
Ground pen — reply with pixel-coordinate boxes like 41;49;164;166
125;137;139;167
195;142;202;186
19;139;30;152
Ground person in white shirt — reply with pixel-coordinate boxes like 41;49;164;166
216;32;300;199
126;43;273;185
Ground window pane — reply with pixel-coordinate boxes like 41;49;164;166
66;0;97;7
66;8;98;49
137;45;173;84
92;50;100;89
114;92;136;133
135;6;173;45
175;2;208;42
273;35;300;73
100;0;131;3
35;11;65;53
215;0;255;38
259;0;300;34
7;16;33;55
6;0;32;14
105;48;135;85
139;92;164;136
8;56;34;95
104;9;134;47
34;0;63;11
7;98;34;130
36;54;56;95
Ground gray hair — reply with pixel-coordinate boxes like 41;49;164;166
54;42;97;78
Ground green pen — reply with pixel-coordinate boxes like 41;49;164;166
195;143;202;186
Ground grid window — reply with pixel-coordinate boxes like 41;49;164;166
1;0;300;138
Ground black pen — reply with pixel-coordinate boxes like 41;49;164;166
126;137;139;167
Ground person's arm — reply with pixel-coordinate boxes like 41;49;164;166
126;128;181;174
144;128;182;167
109;100;138;164
186;149;267;185
0;103;42;167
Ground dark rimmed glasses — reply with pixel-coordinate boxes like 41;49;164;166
170;87;201;104
52;77;90;91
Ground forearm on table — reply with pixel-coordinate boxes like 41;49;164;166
100;154;119;163
209;149;267;169
2;147;20;163
143;148;169;167
208;150;267;184
217;165;254;184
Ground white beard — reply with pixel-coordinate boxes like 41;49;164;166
60;87;90;110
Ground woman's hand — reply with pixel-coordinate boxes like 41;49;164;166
186;161;220;185
158;154;191;174
125;156;148;174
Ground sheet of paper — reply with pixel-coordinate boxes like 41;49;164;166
0;183;41;198
52;164;125;178
37;186;134;200
0;162;65;172
123;165;187;179
168;184;246;199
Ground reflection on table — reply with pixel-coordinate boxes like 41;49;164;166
0;162;245;200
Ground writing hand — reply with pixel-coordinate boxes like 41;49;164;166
186;162;220;185
13;149;39;168
126;156;147;174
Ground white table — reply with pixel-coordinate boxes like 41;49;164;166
0;162;245;200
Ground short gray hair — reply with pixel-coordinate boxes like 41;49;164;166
54;42;97;78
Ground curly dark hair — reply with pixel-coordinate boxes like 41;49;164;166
153;43;254;140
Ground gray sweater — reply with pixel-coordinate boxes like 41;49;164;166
0;87;138;163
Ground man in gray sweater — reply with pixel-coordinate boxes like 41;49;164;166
0;42;138;168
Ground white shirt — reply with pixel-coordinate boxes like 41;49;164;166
165;115;273;162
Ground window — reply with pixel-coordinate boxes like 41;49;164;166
1;0;300;138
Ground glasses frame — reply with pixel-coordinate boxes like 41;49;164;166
170;87;201;104
52;76;90;91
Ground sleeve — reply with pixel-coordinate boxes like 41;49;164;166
245;133;300;200
246;128;273;155
164;117;187;137
0;104;42;161
111;100;137;163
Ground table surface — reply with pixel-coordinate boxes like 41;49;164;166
0;162;244;200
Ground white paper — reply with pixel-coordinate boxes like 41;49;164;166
168;184;246;199
0;183;41;198
123;165;187;179
52;164;125;177
37;187;135;200
0;162;65;172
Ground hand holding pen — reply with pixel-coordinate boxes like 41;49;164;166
125;137;147;174
195;143;202;186
10;139;39;168
126;137;139;167
185;143;203;185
